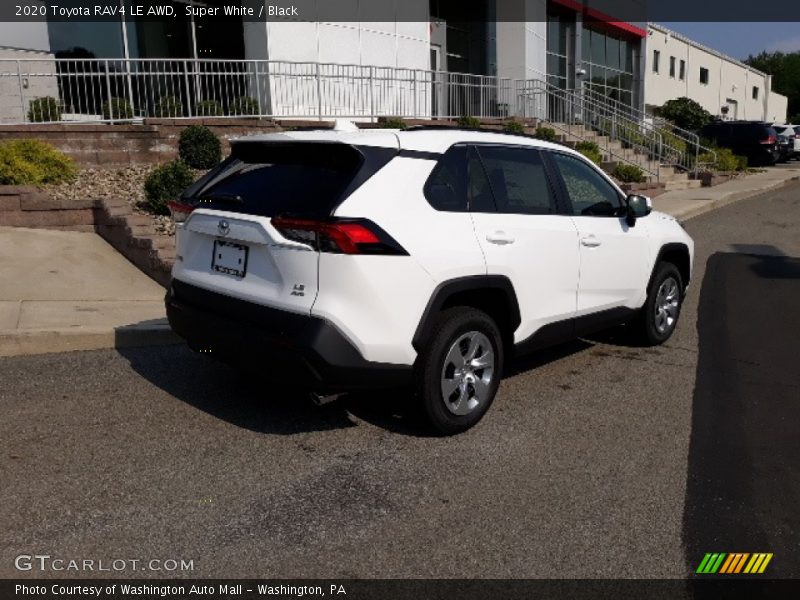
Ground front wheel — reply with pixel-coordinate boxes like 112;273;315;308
636;262;684;345
414;307;504;435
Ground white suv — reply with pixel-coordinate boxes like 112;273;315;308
166;127;693;434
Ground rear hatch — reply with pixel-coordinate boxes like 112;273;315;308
172;136;397;314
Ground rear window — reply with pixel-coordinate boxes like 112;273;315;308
183;142;394;218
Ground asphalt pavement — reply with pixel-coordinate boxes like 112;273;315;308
1;183;799;580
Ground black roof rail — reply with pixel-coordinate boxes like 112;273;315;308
402;124;545;141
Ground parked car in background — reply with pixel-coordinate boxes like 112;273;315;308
772;124;800;159
700;121;780;166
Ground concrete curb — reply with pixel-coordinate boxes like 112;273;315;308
678;175;800;223
0;322;180;358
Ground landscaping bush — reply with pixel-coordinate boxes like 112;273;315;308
229;96;259;116
178;125;222;170
457;115;481;128
575;140;603;164
380;118;408;129
194;99;223;117
154;95;184;118
503;120;525;134
533;126;557;142
612;163;646;183
655;97;713;132
697;146;743;172
101;97;134;121
143;160;195;215
28;96;61;122
0;139;76;185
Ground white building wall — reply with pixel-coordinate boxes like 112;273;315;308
644;24;786;123
0;22;57;123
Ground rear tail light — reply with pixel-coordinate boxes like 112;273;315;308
168;201;195;223
761;135;777;144
271;217;407;255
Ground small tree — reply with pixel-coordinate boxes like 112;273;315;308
143;160;195;215
655;97;713;132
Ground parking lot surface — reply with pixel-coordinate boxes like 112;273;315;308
1;183;799;579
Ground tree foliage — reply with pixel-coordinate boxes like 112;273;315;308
745;51;800;119
655;97;713;132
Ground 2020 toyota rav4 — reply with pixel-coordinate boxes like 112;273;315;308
165;127;694;434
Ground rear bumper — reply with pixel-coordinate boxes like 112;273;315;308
165;279;412;392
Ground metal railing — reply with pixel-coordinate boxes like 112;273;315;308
0;57;709;179
0;58;523;124
583;84;717;173
516;80;684;180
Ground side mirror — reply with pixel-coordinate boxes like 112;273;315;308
625;194;652;227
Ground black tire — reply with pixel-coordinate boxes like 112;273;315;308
636;262;684;345
414;307;504;435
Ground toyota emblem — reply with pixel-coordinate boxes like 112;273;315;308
217;219;230;236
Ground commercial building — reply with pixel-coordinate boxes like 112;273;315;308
0;1;787;124
644;23;787;123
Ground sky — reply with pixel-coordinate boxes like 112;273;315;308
660;22;800;61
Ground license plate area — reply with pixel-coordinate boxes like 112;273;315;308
212;239;249;277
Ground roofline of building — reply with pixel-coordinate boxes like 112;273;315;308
648;23;767;78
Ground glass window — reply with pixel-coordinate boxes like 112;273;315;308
653;50;660;73
467;147;495;213
752;86;759;100
552;153;622;217
700;67;709;84
474;146;557;215
669;56;676;78
679;60;686;80
424;145;468;212
607;36;620;70
621;39;632;72
592;30;607;65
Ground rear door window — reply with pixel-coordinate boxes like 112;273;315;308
184;142;392;218
424;144;468;212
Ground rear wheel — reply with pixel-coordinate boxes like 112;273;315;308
414;307;503;435
636;262;684;345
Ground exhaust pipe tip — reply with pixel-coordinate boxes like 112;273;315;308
310;392;343;406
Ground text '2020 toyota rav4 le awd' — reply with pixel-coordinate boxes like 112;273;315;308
165;126;693;434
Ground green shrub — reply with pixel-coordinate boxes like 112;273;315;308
655;97;713;132
28;96;61;122
457;115;481;128
0;139;76;185
178;125;221;170
101;97;134;121
533;126;557;142
380;118;407;129
229;96;259;116
143;160;195;215
154;95;184;118
698;146;741;172
503;120;525;134
735;155;748;171
612;163;646;183
575;140;603;164
194;99;223;117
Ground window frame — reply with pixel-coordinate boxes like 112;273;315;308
669;56;676;78
652;49;660;74
679;59;686;81
543;149;627;219
752;86;759;100
468;143;567;216
699;67;709;85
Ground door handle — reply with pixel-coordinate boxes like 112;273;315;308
580;235;602;248
486;231;515;245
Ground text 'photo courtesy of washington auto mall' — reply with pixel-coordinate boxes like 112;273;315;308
1;0;799;599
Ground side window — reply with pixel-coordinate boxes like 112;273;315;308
423;145;467;212
551;152;623;217
473;145;557;215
